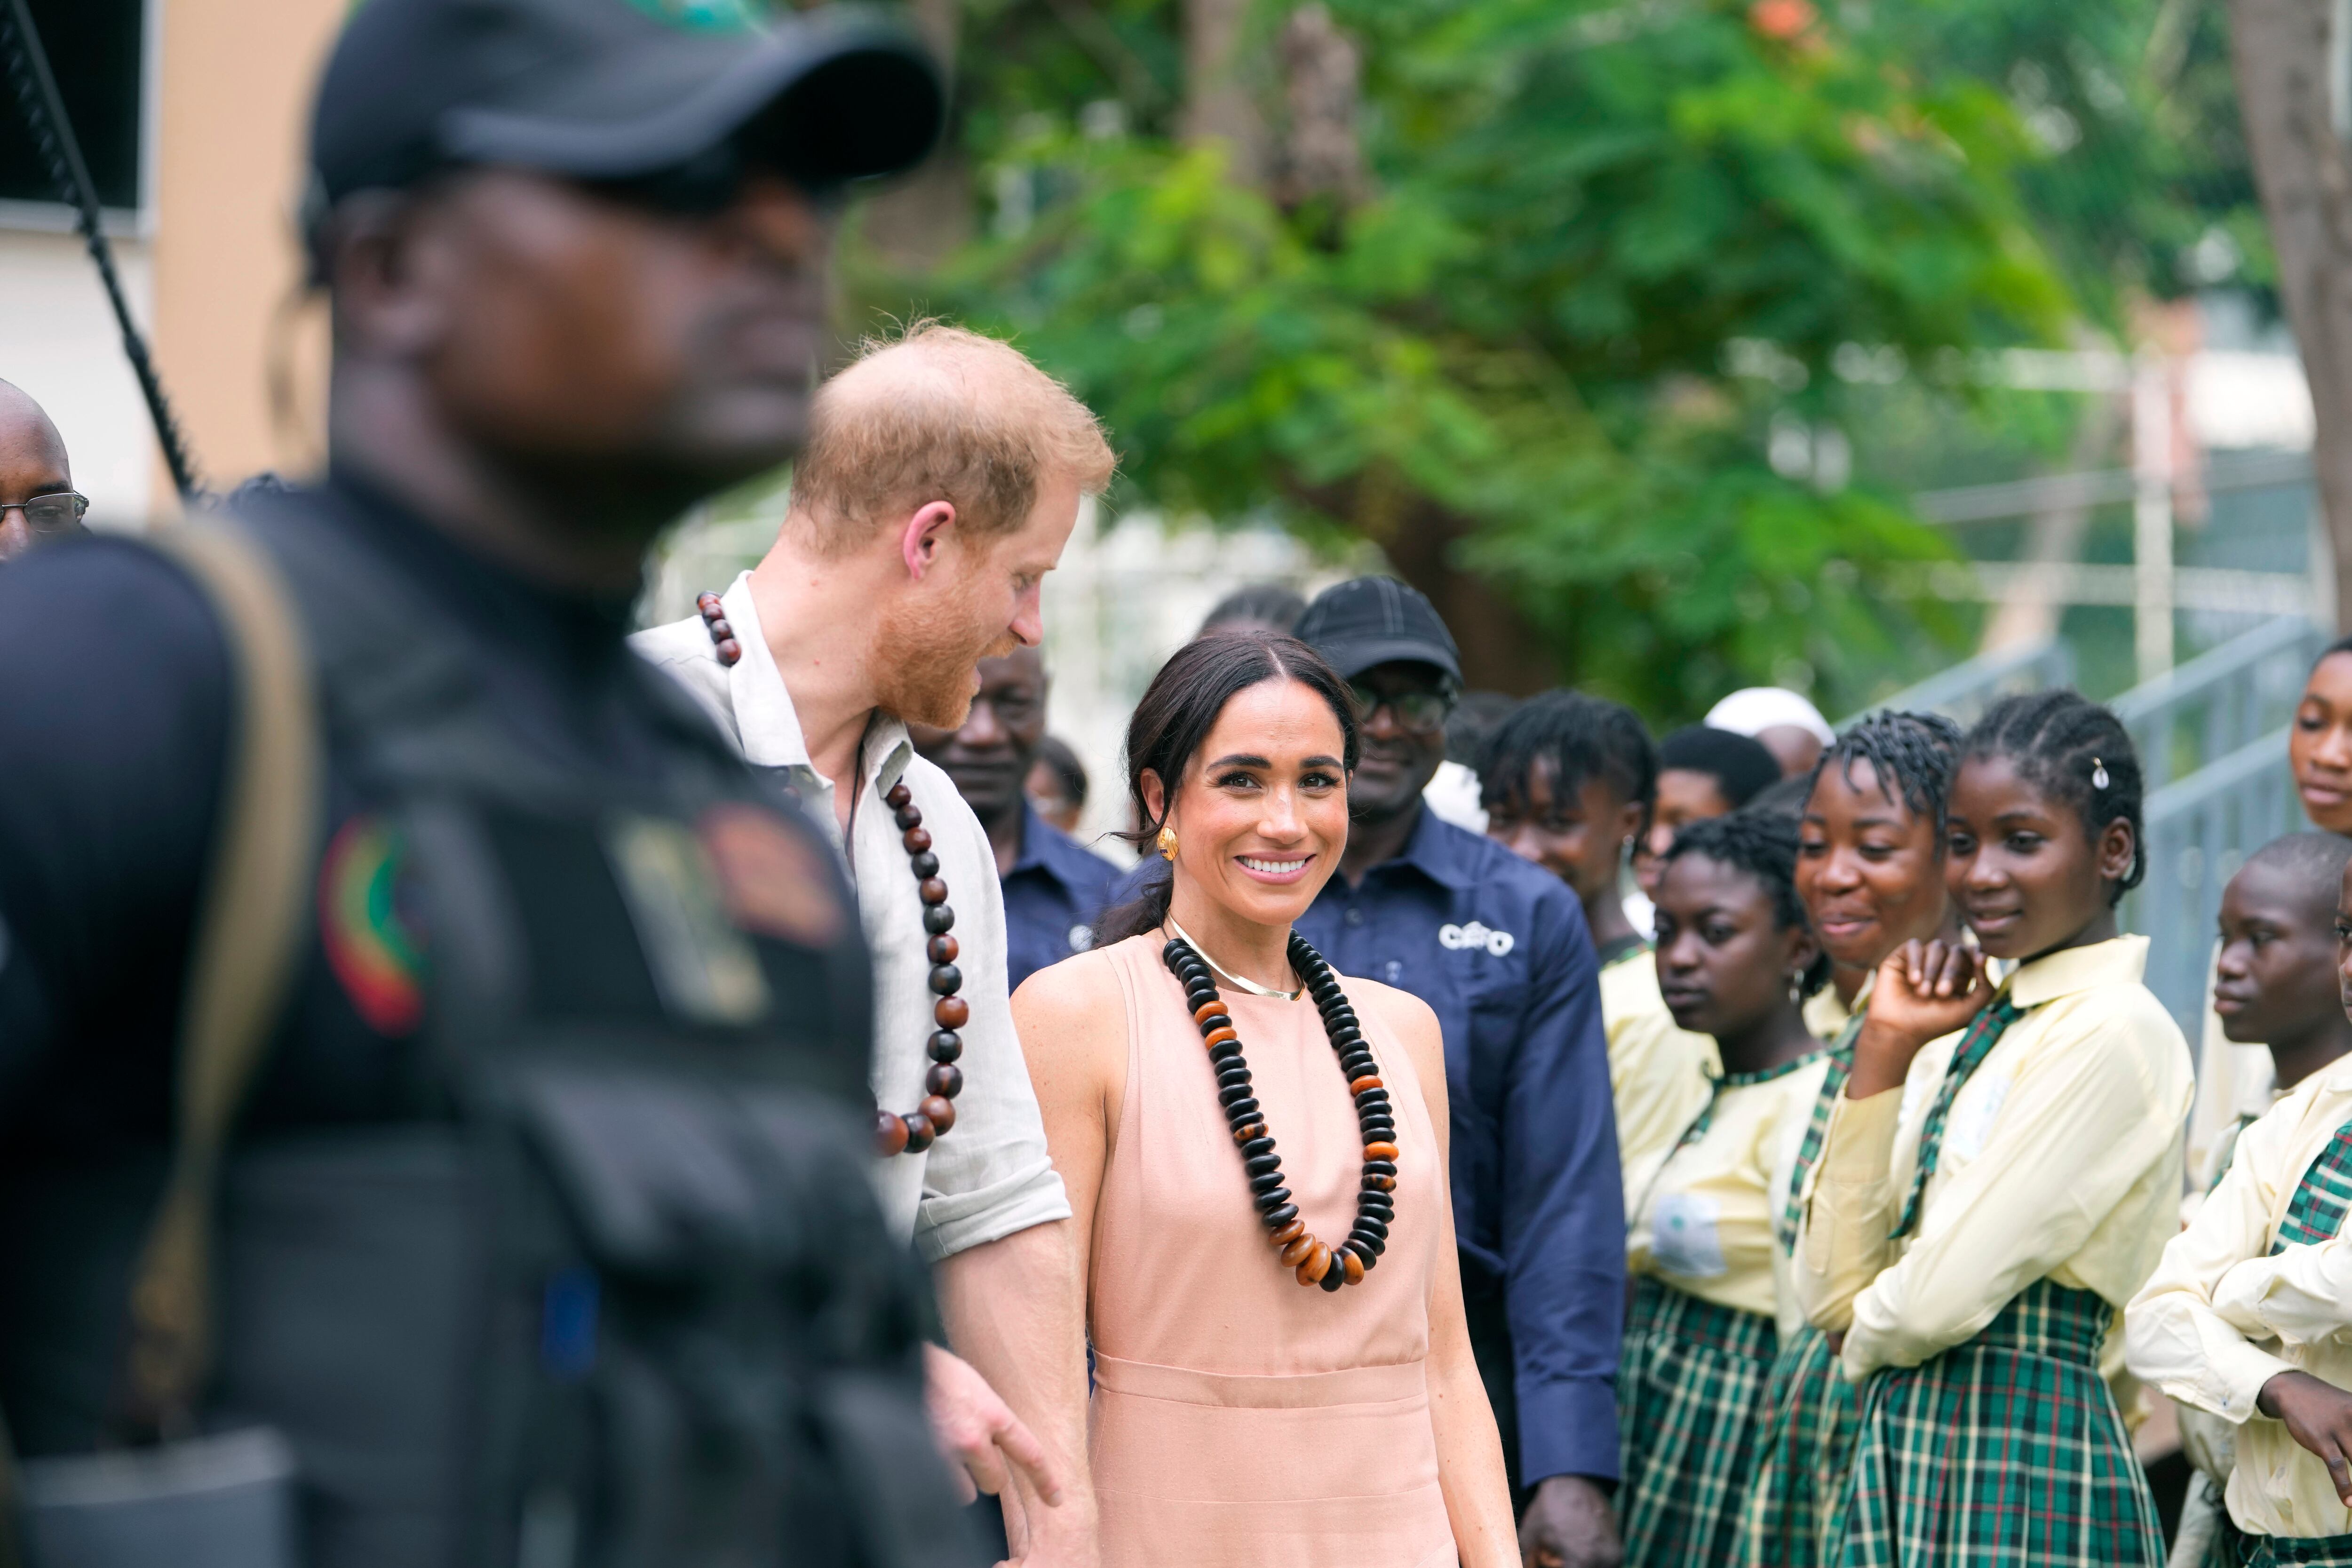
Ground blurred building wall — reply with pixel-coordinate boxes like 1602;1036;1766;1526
149;0;342;506
0;0;338;529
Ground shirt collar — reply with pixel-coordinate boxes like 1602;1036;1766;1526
717;572;913;798
1009;798;1058;876
2005;932;2149;1010
1378;803;1477;892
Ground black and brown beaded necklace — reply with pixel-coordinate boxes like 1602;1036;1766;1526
1161;927;1398;1291
698;592;965;1158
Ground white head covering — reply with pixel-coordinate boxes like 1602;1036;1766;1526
1705;687;1835;745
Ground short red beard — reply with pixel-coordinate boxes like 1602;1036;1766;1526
872;580;1015;730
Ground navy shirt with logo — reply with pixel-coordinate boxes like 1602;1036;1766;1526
1292;806;1623;1487
1000;801;1123;994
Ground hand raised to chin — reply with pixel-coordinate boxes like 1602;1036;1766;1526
1847;939;1993;1098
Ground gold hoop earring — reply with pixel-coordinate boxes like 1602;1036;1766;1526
1158;824;1179;862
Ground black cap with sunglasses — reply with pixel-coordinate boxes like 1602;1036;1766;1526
304;0;946;263
1295;575;1463;733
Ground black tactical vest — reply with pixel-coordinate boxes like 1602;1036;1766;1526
68;490;971;1568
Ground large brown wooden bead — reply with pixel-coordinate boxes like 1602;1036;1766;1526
1364;1141;1400;1162
928;964;962;995
1193;1000;1230;1026
928;933;960;964
901;1112;936;1153
894;806;923;831
934;996;971;1029
903;827;933;854
1271;1220;1306;1246
1231;1122;1264;1144
1279;1235;1317;1268
1295;1243;1331;1286
1348;1075;1383;1095
919;1095;957;1134
1367;1173;1397;1192
926;1063;964;1098
697;591;722;613
918;877;950;906
1342;1250;1366;1285
714;638;742;666
928;1029;963;1062
885;783;913;809
1202;1026;1239;1050
706;618;733;641
874;1111;910;1157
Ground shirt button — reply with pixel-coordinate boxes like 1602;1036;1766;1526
1344;907;1365;928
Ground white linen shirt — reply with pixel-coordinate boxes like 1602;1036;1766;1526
632;572;1071;1260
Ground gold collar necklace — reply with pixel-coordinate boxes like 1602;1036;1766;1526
1164;917;1303;1001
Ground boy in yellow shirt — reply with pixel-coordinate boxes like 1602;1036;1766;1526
1482;692;1718;1214
2130;832;2352;1566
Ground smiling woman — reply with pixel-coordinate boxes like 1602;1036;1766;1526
1011;630;1520;1568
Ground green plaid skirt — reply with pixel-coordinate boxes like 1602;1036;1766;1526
1741;1321;1860;1567
1619;1275;1780;1566
1835;1279;2162;1568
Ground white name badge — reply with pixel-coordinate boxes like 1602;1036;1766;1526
1651;1192;1726;1278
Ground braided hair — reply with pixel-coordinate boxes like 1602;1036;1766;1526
1476;691;1659;828
1961;690;2146;905
1663;809;1833;997
1809;710;1964;832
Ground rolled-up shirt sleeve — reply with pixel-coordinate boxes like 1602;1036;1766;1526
2211;1240;2352;1350
2128;1121;2300;1425
911;859;1071;1262
1503;889;1626;1484
1843;1021;2178;1379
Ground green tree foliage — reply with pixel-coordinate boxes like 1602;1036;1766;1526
862;0;2089;716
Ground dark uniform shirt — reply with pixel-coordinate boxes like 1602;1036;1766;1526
1291;806;1624;1487
0;474;866;1453
999;801;1122;994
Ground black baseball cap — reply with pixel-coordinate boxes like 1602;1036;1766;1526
308;0;945;221
1294;577;1463;685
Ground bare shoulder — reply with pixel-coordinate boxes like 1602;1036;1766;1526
1347;978;1445;1075
1011;943;1130;1062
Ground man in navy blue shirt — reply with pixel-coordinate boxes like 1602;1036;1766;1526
911;645;1121;991
1293;579;1626;1568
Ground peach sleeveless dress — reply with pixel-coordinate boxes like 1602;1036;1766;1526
1089;934;1454;1568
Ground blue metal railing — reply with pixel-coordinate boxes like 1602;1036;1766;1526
2111;617;2322;791
1838;638;2075;730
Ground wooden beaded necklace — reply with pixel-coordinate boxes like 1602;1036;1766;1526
1161;929;1398;1291
698;591;965;1158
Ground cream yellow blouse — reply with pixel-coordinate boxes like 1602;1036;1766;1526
1631;1050;1837;1334
1599;944;1721;1220
1796;935;2193;1381
2129;1059;2352;1541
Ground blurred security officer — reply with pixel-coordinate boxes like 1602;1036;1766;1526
0;3;968;1565
911;646;1120;993
1291;578;1627;1568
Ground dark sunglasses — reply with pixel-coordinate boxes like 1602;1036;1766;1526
0;491;88;534
1351;684;1454;736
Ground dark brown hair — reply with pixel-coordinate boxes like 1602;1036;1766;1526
1095;631;1361;945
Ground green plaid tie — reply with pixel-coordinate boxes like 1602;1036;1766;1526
1891;995;2023;1239
2273;1119;2352;1253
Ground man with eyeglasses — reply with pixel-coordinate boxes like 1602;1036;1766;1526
1293;577;1628;1568
909;645;1120;994
0;378;86;559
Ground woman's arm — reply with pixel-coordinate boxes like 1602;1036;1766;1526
1004;950;1130;1564
1375;986;1518;1568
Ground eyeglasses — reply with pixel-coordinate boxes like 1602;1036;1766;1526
1351;684;1454;736
0;491;88;534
